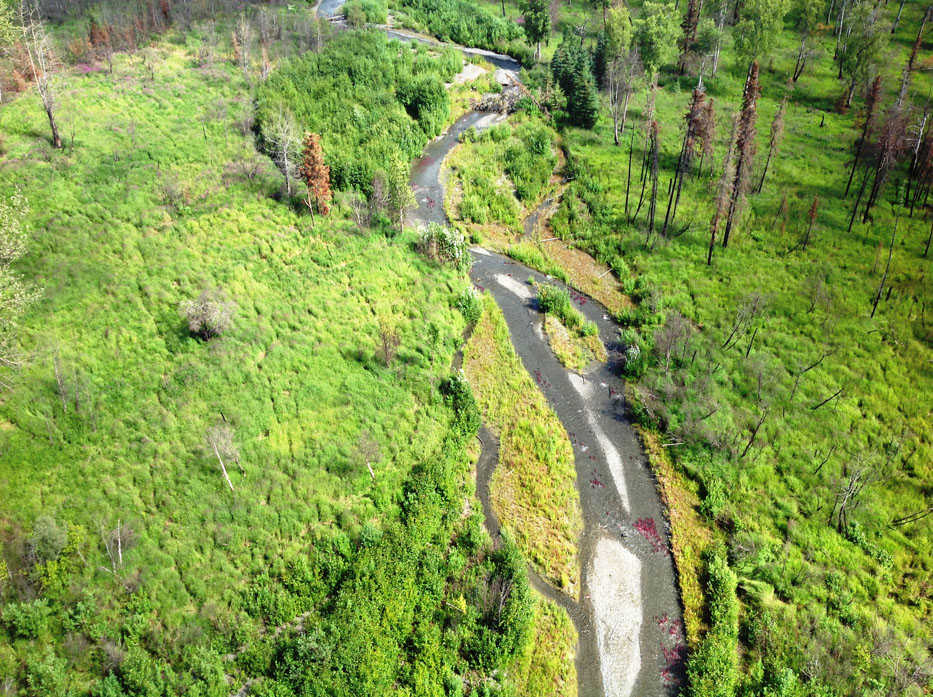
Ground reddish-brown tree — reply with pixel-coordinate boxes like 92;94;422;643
722;61;760;248
708;113;738;265
299;132;331;219
697;97;716;177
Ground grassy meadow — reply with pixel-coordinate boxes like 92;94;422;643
0;17;557;697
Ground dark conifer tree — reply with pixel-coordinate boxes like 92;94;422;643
677;0;703;74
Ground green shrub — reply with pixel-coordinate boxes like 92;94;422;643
417;223;469;270
397;74;450;139
257;31;456;194
687;548;739;697
455;287;482;326
24;648;71;697
28;516;67;565
441;373;480;438
3;600;51;640
394;0;522;53
536;284;593;337
343;0;388;25
507;243;566;282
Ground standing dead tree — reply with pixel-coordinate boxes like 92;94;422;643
632;78;658;222
870;218;897;318
790;196;819;253
858;109;908;225
722;61;760;249
266;107;300;197
99;520;137;575
233;13;253;76
662;86;706;236
645;120;661;248
298;132;331;219
895;4;932;111
755;96;786;194
607;52;640;146
829;457;872;533
844;75;882;198
697;97;717;178
708;113;738;264
20;3;62;148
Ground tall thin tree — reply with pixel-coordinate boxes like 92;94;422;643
755;96;786;193
844;75;881;198
663;87;706;235
20;3;62;149
708;113;738;264
722;61;760;248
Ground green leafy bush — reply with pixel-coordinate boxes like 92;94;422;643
256;31;457;194
455;287;483;326
3;600;51;640
416;222;469;270
440;373;480;438
687;548;739;697
536;284;595;336
393;0;522;53
343;0;388;25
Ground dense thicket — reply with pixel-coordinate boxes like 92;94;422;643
256;30;459;193
392;0;523;53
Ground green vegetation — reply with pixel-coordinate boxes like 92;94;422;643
511;597;577;697
448;118;558;230
534;284;604;371
390;0;525;56
256;30;461;193
536;283;594;335
463;295;582;596
550;9;932;690
0;22;541;696
687;547;740;697
543;314;606;372
343;0;389;26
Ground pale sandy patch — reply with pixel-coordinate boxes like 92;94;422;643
449;62;487;84
568;374;630;512
495;273;534;300
590;536;643;697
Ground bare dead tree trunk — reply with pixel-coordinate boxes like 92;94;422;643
895;4;932;110
871;219;896;318
211;439;235;491
21;4;63;149
739;409;768;459
891;0;907;34
625;122;635;219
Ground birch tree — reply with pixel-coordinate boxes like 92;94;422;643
20;2;63;148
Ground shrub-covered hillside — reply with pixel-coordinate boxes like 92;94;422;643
0;18;538;697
